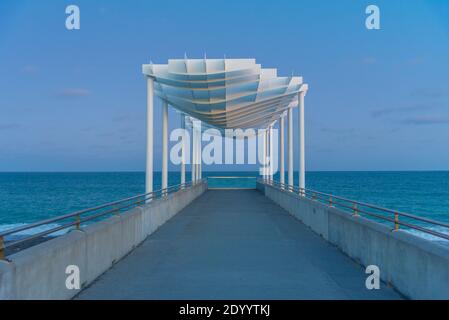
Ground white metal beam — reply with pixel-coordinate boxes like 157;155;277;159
280;115;285;185
198;122;202;180
162;101;169;191
191;118;196;183
181;115;186;185
287;108;293;188
298;91;305;194
146;77;154;198
269;125;274;180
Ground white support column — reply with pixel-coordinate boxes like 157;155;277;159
145;77;154;198
257;129;265;179
263;129;266;179
181;115;186;185
192;119;201;183
269;125;274;181
195;123;199;181
280;115;285;185
287;108;294;189
198;123;202;180
162;101;168;191
263;129;268;179
267;128;270;180
191;119;196;183
194;130;197;182
298;91;306;194
266;129;270;180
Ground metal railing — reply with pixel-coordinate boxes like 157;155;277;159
0;180;204;260
259;178;449;241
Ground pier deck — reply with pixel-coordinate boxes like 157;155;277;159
77;189;401;300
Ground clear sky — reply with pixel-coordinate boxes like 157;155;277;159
1;0;449;172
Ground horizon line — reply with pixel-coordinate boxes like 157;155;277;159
1;170;449;173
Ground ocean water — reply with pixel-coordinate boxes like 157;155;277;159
1;171;449;241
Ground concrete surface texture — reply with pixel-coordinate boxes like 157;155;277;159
77;189;401;300
261;182;449;300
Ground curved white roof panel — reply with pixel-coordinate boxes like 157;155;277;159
142;58;307;130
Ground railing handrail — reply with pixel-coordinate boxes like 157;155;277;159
299;184;449;228
259;178;449;241
0;181;197;238
0;180;205;257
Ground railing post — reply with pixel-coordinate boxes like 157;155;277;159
352;203;359;216
394;212;399;231
329;196;333;207
0;236;5;260
75;214;81;230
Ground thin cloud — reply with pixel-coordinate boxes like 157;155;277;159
112;114;134;122
406;58;423;66
88;144;111;150
402;116;449;125
118;126;136;133
411;88;448;99
98;132;114;138
361;57;377;65
81;126;94;132
20;65;39;75
321;127;355;134
313;147;335;153
0;123;20;130
371;104;437;118
57;88;91;98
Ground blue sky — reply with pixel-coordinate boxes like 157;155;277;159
0;0;449;171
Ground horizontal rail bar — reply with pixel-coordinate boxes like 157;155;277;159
265;179;449;228
0;180;205;256
0;181;195;238
5;220;81;250
259;178;449;241
302;187;449;228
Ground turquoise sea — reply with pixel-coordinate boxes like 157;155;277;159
1;171;449;241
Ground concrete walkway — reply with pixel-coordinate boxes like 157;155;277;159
77;190;402;300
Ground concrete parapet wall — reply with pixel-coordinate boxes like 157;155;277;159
0;181;207;300
258;181;449;300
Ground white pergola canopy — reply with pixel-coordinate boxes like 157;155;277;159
142;58;308;130
143;57;307;195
